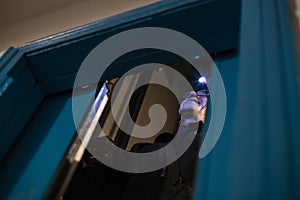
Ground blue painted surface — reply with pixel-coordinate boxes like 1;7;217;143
1;0;299;199
0;90;92;199
21;0;239;96
195;53;239;200
0;50;41;161
194;0;300;199
0;1;239;198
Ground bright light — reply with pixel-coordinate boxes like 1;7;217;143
198;77;207;84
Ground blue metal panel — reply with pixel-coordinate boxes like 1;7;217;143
194;0;300;199
0;48;44;161
0;90;92;199
195;53;239;200
20;0;240;95
0;0;242;199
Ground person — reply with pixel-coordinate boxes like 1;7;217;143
120;90;207;200
179;90;208;126
64;90;208;200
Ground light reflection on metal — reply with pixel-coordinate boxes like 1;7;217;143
73;84;109;162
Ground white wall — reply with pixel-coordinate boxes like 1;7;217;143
289;0;300;83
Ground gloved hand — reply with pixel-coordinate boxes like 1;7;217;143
178;91;208;126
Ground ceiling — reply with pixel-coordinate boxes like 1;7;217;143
0;0;161;54
0;0;83;26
